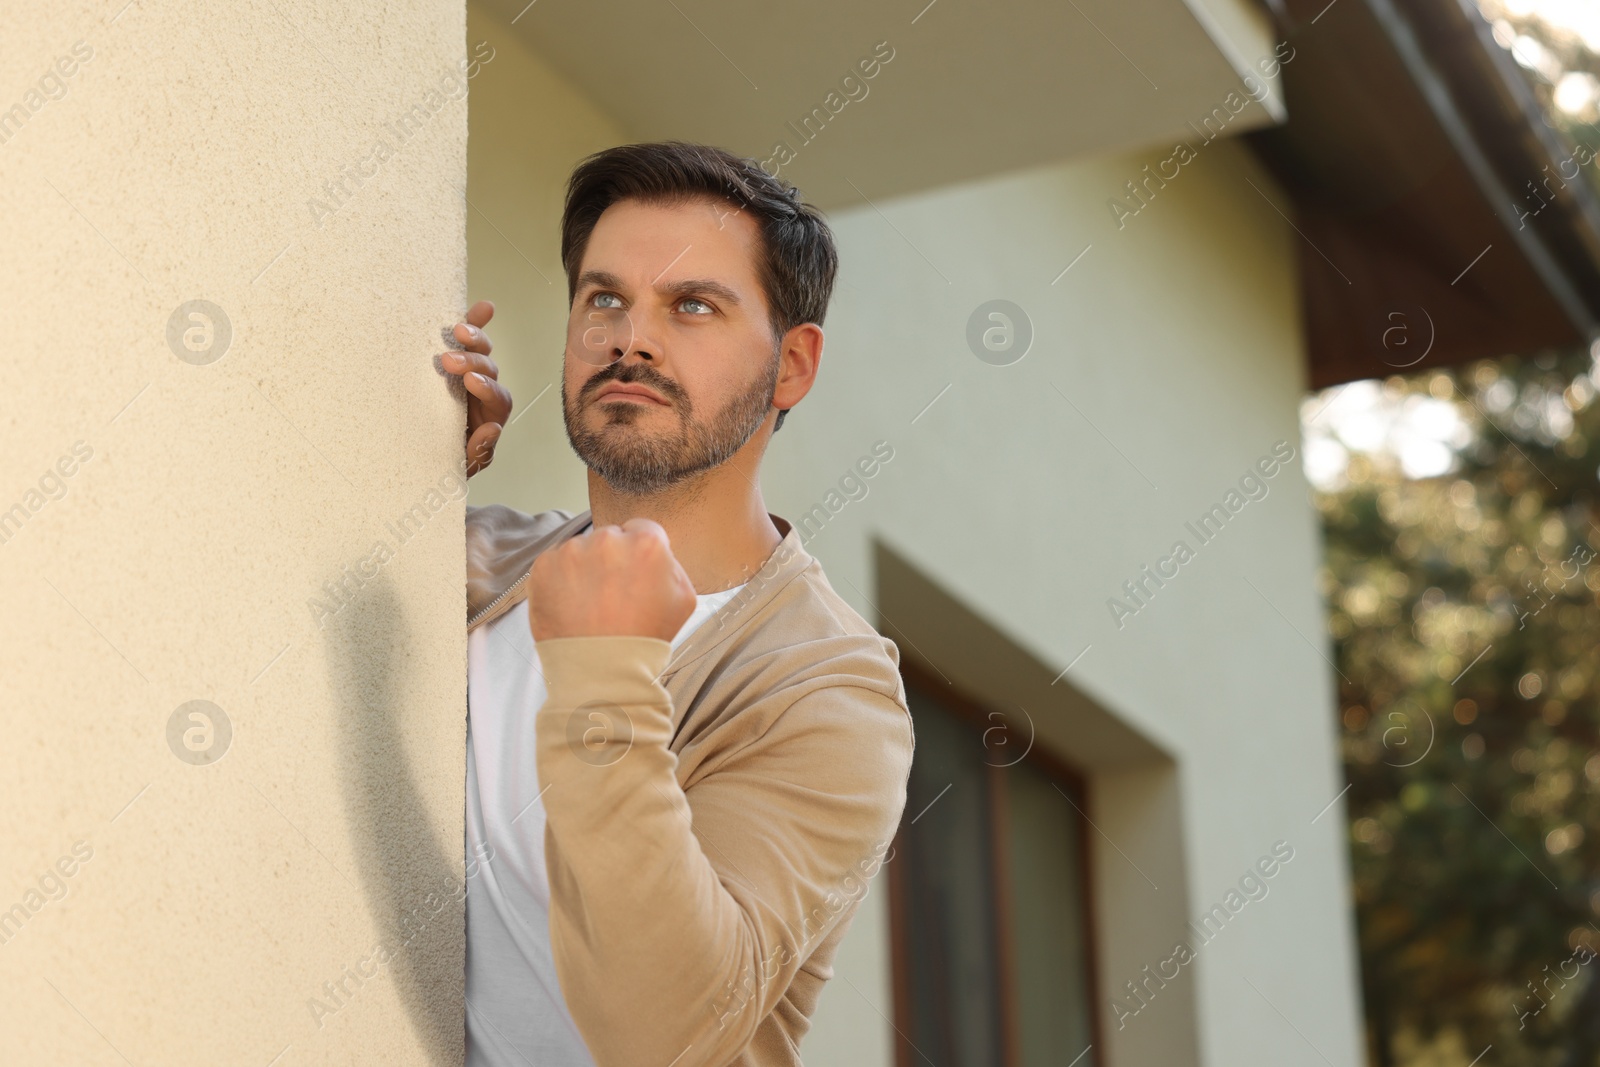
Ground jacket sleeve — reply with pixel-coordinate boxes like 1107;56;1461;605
533;634;913;1067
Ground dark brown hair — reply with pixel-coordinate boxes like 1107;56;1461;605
560;141;838;432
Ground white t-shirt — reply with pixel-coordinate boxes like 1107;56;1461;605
464;582;747;1066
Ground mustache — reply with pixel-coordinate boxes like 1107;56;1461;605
579;361;688;409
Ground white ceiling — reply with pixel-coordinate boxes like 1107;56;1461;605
480;0;1283;209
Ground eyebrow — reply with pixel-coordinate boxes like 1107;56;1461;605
575;268;743;308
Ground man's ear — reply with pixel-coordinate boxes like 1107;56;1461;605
771;323;823;424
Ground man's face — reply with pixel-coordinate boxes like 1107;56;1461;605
561;196;781;496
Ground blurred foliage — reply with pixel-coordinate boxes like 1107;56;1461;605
1314;348;1600;1066
1475;0;1600;202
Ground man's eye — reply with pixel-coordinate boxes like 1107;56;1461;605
593;292;622;309
678;298;713;315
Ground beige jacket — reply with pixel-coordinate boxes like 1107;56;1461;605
465;504;915;1066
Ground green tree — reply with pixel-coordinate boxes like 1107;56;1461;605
1314;346;1600;1065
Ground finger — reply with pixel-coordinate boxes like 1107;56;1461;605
464;372;513;424
465;423;501;474
466;300;495;329
452;321;493;355
442;349;500;379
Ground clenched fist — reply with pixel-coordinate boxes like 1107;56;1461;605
527;519;697;643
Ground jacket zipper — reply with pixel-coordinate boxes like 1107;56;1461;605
467;567;530;631
469;518;593;631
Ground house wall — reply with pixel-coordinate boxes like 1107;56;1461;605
464;1;1366;1064
0;3;470;1063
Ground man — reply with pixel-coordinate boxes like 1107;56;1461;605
436;141;915;1066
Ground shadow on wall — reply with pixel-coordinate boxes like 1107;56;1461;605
326;578;464;1064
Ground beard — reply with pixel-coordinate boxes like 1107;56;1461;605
562;346;780;496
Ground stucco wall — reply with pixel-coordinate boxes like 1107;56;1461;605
462;9;1364;1066
0;3;469;1063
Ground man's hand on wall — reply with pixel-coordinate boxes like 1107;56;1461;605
527;520;697;642
441;299;512;476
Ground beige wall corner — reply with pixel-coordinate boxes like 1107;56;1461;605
0;2;470;1063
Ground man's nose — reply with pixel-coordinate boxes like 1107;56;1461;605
612;307;665;364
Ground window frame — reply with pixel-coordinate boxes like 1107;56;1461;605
887;658;1105;1067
